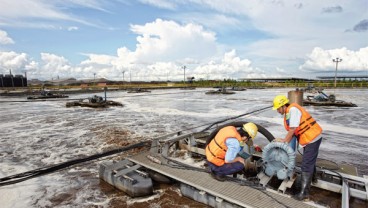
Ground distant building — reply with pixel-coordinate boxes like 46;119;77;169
316;75;368;81
0;74;27;87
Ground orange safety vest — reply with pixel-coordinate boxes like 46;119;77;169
206;126;243;166
284;103;322;146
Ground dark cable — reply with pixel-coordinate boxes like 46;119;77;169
0;141;150;186
200;105;272;132
0;105;272;186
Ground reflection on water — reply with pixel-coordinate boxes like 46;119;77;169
0;88;367;207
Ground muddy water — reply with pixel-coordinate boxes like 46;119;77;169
0;88;367;208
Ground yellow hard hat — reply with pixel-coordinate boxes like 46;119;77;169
272;95;289;110
242;123;258;140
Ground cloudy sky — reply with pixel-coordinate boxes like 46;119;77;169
0;0;367;81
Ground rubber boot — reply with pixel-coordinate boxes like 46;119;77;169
312;167;318;184
294;172;312;201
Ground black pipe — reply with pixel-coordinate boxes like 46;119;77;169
205;121;275;146
0;141;151;186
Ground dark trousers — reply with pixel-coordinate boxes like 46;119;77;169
206;160;244;176
301;138;322;173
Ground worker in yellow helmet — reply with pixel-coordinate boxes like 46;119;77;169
205;123;258;181
273;95;323;201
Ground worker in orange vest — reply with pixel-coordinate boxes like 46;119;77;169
205;123;258;181
273;95;323;201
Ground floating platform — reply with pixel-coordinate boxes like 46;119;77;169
180;87;196;90
303;91;357;107
127;88;151;93
231;87;247;91
27;94;69;99
205;89;235;95
303;100;357;107
66;100;122;108
99;159;153;197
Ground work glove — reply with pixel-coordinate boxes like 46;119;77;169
254;145;262;152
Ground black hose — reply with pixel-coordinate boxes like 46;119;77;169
201;105;272;132
0;105;272;186
205;120;275;146
0;141;150;186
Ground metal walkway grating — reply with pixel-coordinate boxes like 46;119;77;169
129;152;314;208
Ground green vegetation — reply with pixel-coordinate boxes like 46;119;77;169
2;79;367;92
193;79;367;89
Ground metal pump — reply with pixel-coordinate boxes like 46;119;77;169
261;142;296;180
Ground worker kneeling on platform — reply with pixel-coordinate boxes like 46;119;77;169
205;123;258;182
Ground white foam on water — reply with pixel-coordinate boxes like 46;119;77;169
253;116;368;137
126;189;164;205
0;88;367;207
0;164;42;208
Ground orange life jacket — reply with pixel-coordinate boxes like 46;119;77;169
284;103;322;146
206;126;243;166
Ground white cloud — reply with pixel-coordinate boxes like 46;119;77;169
188;1;366;35
34;53;71;79
41;53;71;71
276;67;286;73
67;26;79;31
0;30;14;44
300;47;368;72
192;50;260;80
129;19;217;63
147;0;367;74
76;54;118;79
0;47;262;81
171;13;243;31
80;53;116;66
138;0;177;10
0;0;71;21
1;3;366;81
0;51;29;71
0;0;102;28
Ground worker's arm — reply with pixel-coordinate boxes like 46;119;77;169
275;107;301;143
224;138;245;164
283;127;296;143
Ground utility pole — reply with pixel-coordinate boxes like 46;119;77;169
182;65;186;85
122;71;126;81
10;69;14;87
129;69;132;82
332;57;342;93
